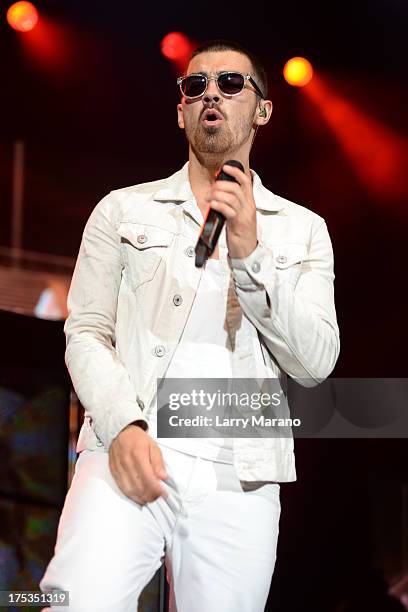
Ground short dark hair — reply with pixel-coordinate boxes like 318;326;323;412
189;39;268;99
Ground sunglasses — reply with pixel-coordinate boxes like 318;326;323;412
177;71;264;100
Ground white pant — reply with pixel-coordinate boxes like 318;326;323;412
39;446;281;612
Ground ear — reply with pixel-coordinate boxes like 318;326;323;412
254;99;273;126
177;103;185;129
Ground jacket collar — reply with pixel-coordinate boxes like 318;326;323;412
153;161;285;212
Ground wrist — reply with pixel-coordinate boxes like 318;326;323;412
228;239;258;260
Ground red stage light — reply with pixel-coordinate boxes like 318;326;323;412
304;75;408;202
284;57;313;87
7;1;39;32
161;32;192;61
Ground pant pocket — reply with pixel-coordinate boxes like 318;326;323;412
213;461;243;492
247;483;280;504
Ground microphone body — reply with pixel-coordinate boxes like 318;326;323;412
195;160;244;268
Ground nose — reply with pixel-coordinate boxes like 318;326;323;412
203;76;221;104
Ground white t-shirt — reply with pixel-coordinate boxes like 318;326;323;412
156;258;236;463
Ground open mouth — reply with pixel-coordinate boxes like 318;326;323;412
201;109;223;127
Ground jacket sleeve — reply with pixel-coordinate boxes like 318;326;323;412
64;193;149;450
227;218;340;385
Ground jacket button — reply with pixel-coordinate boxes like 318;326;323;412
276;254;287;264
154;345;166;357
251;261;261;273
95;432;104;447
185;246;195;257
173;294;183;306
137;234;148;244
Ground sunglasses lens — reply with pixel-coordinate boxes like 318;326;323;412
181;75;207;97
218;72;245;95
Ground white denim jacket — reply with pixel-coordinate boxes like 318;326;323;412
64;162;340;482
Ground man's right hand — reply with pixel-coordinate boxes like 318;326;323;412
108;423;169;505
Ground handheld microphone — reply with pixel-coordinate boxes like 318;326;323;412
195;159;245;268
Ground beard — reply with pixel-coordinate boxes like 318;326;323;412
192;123;233;154
184;111;255;156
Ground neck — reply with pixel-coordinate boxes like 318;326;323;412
187;148;252;205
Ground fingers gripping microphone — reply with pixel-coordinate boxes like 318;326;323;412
195;159;245;268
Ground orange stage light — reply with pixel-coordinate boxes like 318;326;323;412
284;57;313;87
7;1;39;32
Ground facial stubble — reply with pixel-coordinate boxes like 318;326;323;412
185;110;256;156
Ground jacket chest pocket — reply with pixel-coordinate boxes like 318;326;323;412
272;243;308;288
116;222;175;290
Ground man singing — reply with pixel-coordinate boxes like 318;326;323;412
39;39;340;611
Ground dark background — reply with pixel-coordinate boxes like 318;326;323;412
0;1;407;609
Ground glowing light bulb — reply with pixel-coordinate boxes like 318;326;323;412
283;57;313;87
161;32;192;61
7;1;39;32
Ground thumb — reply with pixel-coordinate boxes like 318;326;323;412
150;443;168;480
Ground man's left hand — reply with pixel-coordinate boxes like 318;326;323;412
207;164;258;259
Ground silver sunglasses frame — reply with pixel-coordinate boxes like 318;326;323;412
177;71;264;99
